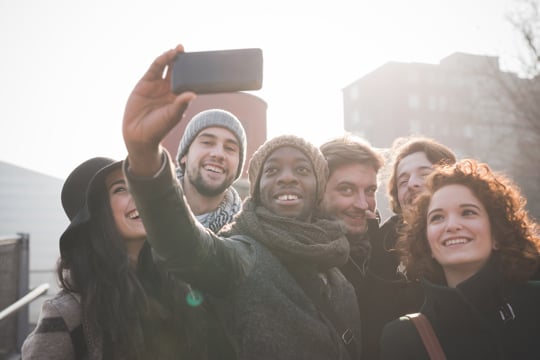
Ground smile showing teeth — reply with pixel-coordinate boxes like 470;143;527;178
443;238;469;247
204;165;224;174
277;194;299;201
127;210;140;220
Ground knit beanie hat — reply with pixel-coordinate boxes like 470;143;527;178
248;134;328;203
176;109;247;180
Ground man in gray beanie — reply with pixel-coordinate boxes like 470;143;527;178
175;108;247;233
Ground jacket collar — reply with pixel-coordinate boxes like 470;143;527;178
422;258;510;322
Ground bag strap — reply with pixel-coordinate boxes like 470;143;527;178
406;313;447;360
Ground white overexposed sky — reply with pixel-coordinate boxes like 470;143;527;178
0;0;524;179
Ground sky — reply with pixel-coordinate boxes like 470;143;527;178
0;0;524;179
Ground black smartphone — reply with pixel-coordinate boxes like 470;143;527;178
171;48;263;94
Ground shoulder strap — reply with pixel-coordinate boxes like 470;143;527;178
406;313;447;360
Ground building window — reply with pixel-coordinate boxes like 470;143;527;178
349;85;359;100
408;94;420;109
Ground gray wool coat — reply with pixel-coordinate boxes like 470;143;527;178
22;291;102;360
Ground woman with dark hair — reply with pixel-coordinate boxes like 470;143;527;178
22;157;208;359
381;159;540;360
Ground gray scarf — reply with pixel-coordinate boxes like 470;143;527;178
176;168;242;233
219;197;350;270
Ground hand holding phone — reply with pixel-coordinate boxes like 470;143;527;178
171;48;263;94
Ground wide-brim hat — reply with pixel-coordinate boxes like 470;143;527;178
59;157;123;255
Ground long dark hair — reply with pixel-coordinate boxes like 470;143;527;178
57;188;147;357
57;191;206;359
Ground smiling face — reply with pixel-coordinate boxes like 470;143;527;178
320;162;377;235
258;146;317;221
397;151;433;210
426;184;496;287
180;126;240;197
106;168;146;243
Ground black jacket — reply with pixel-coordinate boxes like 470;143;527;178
340;218;424;360
381;260;540;360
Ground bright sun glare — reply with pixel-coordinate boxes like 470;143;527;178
0;0;516;179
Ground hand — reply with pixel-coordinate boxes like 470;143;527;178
122;44;196;176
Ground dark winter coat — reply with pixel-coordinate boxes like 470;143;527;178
381;259;540;360
340;218;424;360
126;153;362;360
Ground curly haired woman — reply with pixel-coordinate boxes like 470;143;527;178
381;159;540;360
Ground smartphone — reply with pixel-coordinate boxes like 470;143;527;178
171;48;263;94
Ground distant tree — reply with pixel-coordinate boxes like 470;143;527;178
476;0;540;220
503;0;540;132
507;0;540;77
499;0;540;220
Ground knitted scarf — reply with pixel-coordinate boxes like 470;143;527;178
219;197;350;270
176;168;242;233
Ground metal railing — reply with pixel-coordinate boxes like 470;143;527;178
0;233;49;357
0;283;49;322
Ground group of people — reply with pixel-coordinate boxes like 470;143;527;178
21;44;540;359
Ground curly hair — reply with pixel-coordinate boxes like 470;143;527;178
398;159;540;284
386;136;456;214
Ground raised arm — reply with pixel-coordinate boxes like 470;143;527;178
122;44;195;177
121;44;254;294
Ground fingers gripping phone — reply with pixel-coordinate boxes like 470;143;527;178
171;48;263;94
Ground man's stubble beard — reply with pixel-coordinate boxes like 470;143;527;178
187;170;233;197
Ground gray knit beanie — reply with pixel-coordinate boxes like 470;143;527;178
248;134;328;203
177;109;247;180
